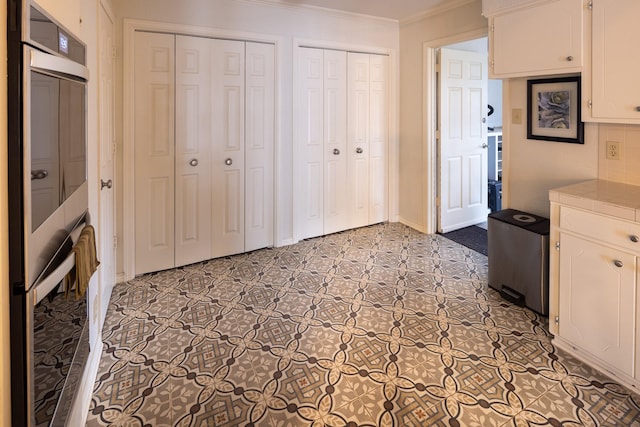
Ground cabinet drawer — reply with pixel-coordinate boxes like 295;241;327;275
560;206;640;253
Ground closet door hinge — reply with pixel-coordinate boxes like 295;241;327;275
587;1;593;11
112;46;117;59
554;316;559;325
555;241;560;251
588;99;593;109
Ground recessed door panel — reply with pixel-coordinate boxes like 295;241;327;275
213;39;245;257
245;42;274;252
134;31;175;275
175;35;212;266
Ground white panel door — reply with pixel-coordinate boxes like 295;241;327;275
134;31;175;275
175;35;213;266
98;3;115;321
245;42;275;252
323;50;348;235
212;39;245;258
298;47;325;240
438;48;488;233
348;53;371;229
368;54;389;224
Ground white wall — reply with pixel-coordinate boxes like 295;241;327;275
111;0;400;278
503;77;598;216
398;0;487;231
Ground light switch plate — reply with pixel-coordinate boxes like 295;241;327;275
512;108;523;125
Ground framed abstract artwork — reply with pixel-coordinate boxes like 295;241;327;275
527;76;584;144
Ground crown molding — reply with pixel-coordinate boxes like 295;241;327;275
236;0;399;26
401;0;478;26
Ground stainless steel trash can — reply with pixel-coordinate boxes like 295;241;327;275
488;209;550;315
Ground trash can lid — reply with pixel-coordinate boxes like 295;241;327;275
488;209;550;234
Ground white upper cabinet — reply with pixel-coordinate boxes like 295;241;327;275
584;0;640;124
487;0;584;78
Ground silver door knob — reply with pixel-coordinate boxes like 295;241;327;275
636;106;640;112
614;260;624;268
482;118;486;123
225;158;233;166
333;148;340;155
566;55;574;62
189;158;198;167
356;147;363;154
630;235;639;243
31;169;49;180
482;143;488;149
101;179;112;190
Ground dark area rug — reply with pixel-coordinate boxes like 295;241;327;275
441;225;488;256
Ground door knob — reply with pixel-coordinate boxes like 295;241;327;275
482;143;488;149
356;147;363;154
31;169;49;180
566;55;574;62
189;158;198;167
101;179;112;190
333;148;340;155
614;260;624;268
225;158;233;166
630;235;639;243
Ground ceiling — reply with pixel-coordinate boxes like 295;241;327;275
266;0;453;21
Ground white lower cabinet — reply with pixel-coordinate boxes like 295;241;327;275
134;31;274;275
550;191;640;389
558;232;636;376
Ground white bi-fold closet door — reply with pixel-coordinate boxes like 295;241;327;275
134;31;274;275
297;47;388;240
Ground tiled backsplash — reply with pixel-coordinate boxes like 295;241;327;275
598;124;640;186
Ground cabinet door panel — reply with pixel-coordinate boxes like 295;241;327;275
559;233;636;376
491;0;582;77
591;0;640;121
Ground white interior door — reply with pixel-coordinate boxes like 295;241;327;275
98;2;115;319
368;54;389;224
175;35;213;266
134;32;175;275
297;47;325;240
245;42;275;251
438;48;488;233
212;39;245;258
348;52;371;229
323;50;348;235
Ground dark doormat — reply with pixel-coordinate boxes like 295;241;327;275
440;225;488;256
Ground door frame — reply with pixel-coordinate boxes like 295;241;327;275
422;28;489;235
122;19;283;281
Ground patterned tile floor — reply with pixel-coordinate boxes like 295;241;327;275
87;223;640;426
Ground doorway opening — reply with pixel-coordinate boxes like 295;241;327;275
429;36;502;255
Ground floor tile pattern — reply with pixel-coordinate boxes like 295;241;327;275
87;223;640;426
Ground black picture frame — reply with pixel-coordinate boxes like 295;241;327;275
527;76;584;144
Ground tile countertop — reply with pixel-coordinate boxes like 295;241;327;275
549;179;640;223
